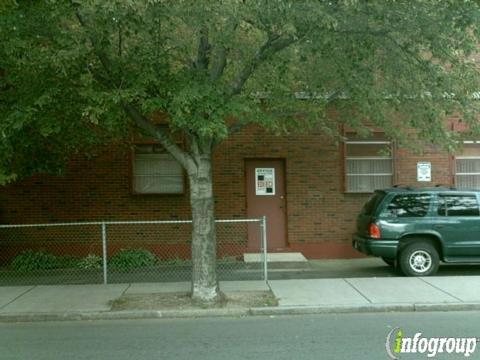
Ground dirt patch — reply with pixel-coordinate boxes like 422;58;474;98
110;291;278;311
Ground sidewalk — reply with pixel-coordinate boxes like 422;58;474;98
1;275;480;322
262;276;480;315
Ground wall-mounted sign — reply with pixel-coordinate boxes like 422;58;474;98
255;168;275;195
417;162;432;182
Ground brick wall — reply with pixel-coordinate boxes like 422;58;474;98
395;146;452;187
0;125;458;259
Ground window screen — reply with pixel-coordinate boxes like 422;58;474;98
345;133;393;193
455;143;480;189
437;194;480;217
133;144;184;194
384;194;432;218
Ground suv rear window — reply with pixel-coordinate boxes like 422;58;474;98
361;191;386;216
384;194;432;218
437;194;480;216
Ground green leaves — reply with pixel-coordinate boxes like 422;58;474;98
2;0;480;180
168;81;229;138
109;248;158;271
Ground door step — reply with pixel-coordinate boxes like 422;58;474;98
243;252;307;263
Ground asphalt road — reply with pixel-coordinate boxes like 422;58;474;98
1;312;480;360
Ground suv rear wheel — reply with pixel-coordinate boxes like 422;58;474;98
398;240;440;276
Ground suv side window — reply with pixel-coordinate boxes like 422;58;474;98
437;194;480;216
383;194;432;218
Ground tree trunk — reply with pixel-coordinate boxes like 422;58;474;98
189;153;222;304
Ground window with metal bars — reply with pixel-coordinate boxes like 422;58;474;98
455;142;480;190
345;134;393;193
133;144;184;194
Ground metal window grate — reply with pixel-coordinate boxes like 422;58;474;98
456;158;480;189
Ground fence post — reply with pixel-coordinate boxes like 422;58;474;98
261;216;268;282
101;222;108;285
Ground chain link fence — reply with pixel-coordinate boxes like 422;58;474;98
0;218;267;286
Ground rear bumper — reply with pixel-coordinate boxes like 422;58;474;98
352;235;399;259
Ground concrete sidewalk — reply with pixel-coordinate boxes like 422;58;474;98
263;276;480;314
1;276;480;322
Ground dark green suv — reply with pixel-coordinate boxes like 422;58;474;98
352;187;480;276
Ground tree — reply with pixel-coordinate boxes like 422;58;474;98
1;0;480;303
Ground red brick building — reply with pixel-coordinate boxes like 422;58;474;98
1;122;478;259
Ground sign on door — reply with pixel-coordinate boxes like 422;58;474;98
255;168;275;195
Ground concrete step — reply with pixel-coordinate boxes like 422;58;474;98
243;252;307;263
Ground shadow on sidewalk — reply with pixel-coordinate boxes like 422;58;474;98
267;258;480;280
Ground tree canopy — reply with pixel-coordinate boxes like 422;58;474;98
1;0;480;182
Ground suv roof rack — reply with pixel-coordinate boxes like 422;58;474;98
392;184;413;190
435;184;457;190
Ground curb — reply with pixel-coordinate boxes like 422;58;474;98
249;304;415;315
250;302;480;316
413;303;480;312
0;308;250;323
2;302;480;322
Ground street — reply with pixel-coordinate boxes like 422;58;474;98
1;312;479;360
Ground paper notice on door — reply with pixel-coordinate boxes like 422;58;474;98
255;168;275;195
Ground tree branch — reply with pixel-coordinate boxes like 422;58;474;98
75;10;116;80
331;28;391;37
227;34;297;97
118;22;123;58
123;104;195;170
385;35;436;76
209;20;238;81
193;27;210;70
209;46;228;81
74;7;196;172
188;135;201;167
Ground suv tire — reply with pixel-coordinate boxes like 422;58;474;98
398;240;440;276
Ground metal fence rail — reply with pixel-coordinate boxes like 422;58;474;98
0;217;268;286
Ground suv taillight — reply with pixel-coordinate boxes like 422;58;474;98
369;223;381;239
